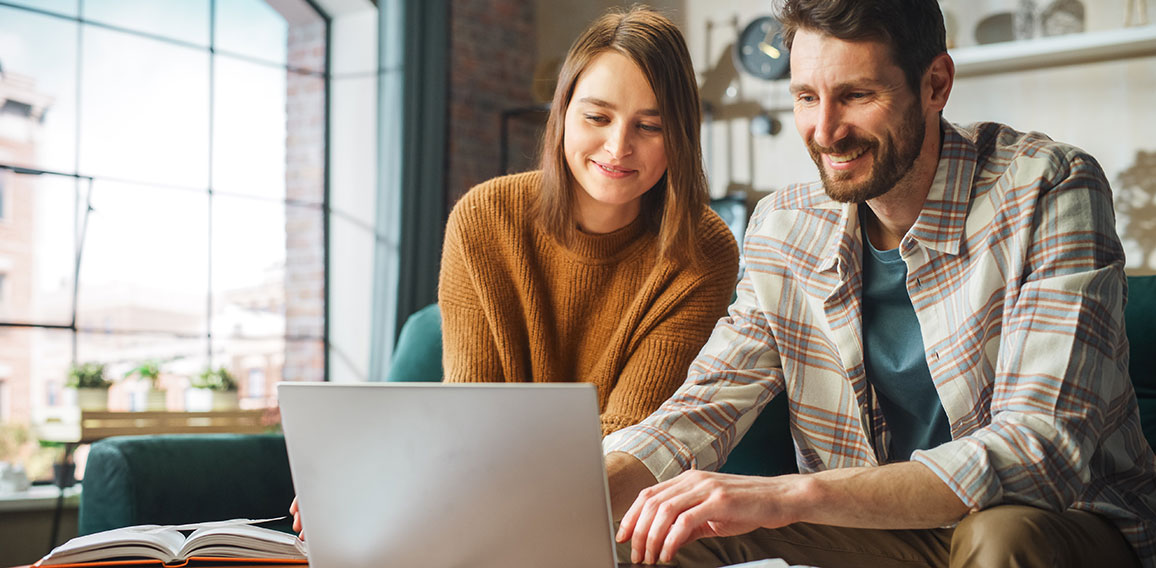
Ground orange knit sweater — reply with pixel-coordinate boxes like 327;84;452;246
438;171;739;435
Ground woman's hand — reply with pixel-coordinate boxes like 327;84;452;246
289;496;305;540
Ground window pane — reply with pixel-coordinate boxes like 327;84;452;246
1;0;77;17
215;0;288;66
79;26;209;188
212;56;285;201
212;197;324;381
210;336;284;409
213;64;324;205
76;180;208;335
85;0;210;47
0;171;78;325
0;5;79;174
208;337;323;410
76;331;208;412
211;193;285;323
0;326;71;482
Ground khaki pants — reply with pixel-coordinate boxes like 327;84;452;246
617;505;1140;568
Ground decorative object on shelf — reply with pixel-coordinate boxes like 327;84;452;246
65;362;111;411
733;15;790;81
124;359;166;412
186;366;239;411
1015;0;1040;40
952;25;1156;78
0;461;31;494
749;112;782;137
1041;0;1085;36
53;456;76;488
975;11;1016;44
1126;0;1151;26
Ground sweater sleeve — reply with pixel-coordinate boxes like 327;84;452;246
438;197;506;383
599;215;741;435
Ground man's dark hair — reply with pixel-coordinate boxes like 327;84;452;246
778;0;947;94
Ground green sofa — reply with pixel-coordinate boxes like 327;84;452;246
78;433;294;535
77;275;1156;534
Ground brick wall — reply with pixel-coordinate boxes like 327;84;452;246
283;21;327;384
446;0;541;208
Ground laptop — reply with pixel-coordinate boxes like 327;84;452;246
278;382;622;568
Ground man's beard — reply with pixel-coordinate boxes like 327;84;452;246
808;102;926;204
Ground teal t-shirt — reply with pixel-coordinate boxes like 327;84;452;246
860;229;952;462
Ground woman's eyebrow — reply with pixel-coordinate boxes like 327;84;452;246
576;96;660;117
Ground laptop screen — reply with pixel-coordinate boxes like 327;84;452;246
278;382;618;568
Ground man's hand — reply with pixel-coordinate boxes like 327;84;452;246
289;496;304;540
616;470;809;564
613;459;970;564
606;451;659;519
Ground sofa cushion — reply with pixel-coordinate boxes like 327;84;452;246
719;395;797;476
385;303;443;382
1127;275;1156;450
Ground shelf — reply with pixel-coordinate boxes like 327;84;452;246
35;409;270;444
951;25;1156;78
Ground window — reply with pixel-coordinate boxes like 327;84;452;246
0;0;328;482
247;367;266;400
0;379;8;424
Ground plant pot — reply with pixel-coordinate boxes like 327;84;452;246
130;388;167;412
185;388;239;411
53;462;76;489
67;387;109;411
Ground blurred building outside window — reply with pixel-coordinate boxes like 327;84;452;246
0;0;328;483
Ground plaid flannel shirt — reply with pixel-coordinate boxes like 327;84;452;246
603;120;1156;564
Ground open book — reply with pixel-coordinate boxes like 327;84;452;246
35;518;307;567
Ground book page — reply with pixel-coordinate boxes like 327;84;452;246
38;525;184;565
179;524;307;560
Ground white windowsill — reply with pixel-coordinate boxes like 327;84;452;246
0;484;81;513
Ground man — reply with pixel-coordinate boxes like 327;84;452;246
603;0;1156;566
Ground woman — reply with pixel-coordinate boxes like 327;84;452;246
439;5;739;436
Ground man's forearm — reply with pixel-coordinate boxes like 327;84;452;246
605;451;658;519
797;460;970;529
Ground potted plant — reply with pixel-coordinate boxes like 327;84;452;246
186;366;239;411
124;360;166;411
65;362;111;411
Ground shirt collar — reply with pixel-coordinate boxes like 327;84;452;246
904;118;977;256
821;118;977;274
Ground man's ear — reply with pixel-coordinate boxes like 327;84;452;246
924;53;954;113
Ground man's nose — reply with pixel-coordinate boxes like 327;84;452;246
812;100;847;149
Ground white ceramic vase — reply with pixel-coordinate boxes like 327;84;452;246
69;387;109;411
185;389;239;411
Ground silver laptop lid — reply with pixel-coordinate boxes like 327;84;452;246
278;382;617;568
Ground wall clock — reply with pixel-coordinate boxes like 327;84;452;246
733;15;790;81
